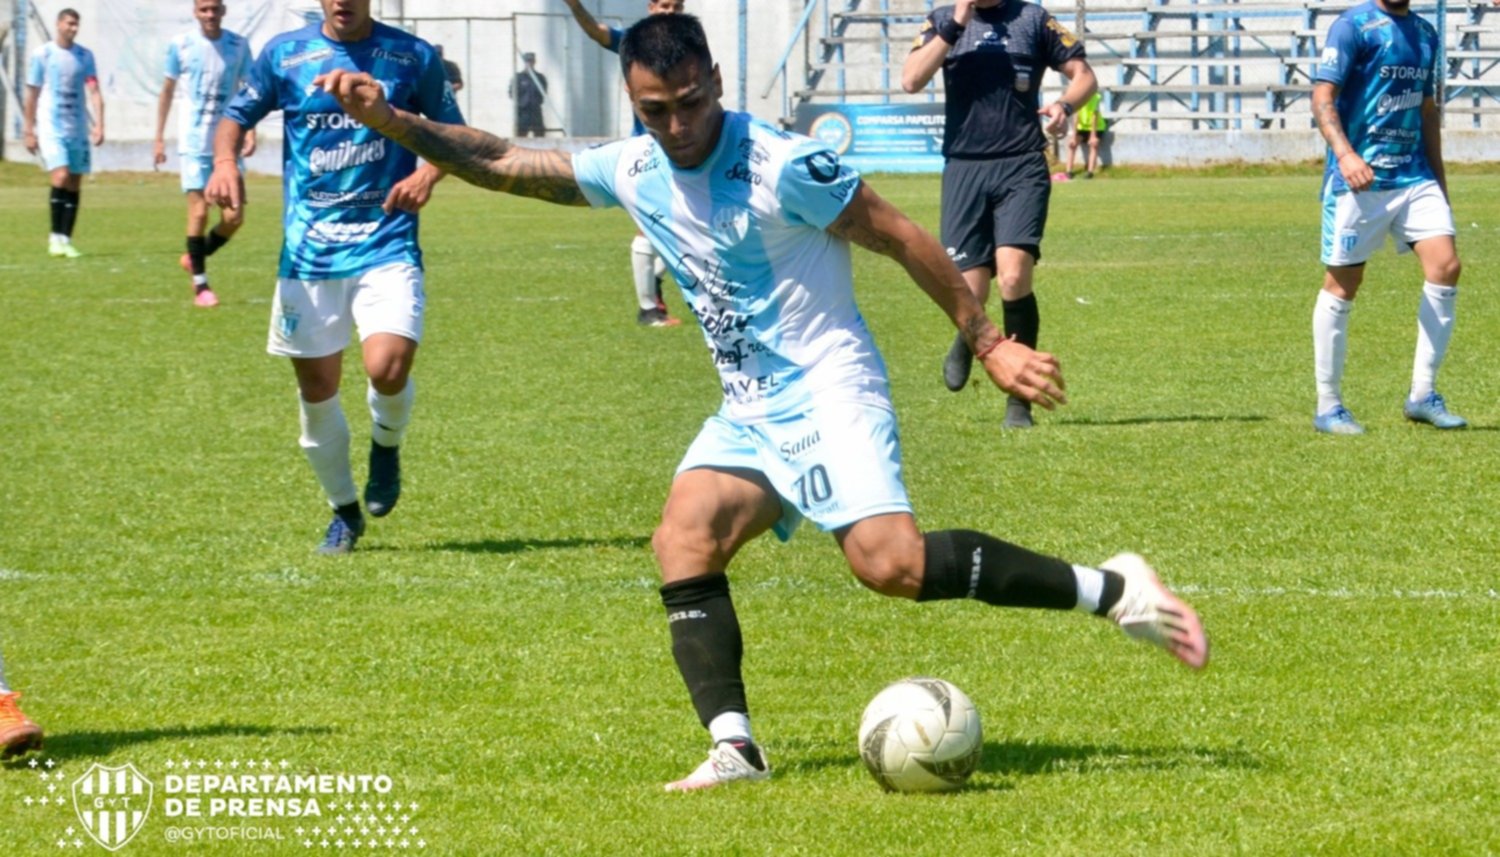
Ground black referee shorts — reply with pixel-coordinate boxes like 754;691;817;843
939;150;1051;269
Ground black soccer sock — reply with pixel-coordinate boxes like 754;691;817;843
660;573;749;728
186;236;209;283
918;529;1082;610
1002;293;1040;350
49;188;66;235
206;228;232;256
333;501;364;530
59;189;80;238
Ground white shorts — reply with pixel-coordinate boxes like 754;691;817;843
180;154;242;193
39;136;90;174
1320;180;1456;266
266;262;425;358
677;401;913;541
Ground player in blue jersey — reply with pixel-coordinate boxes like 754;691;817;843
154;0;256;308
1311;0;1465;435
322;12;1209;789
204;0;464;555
21;8;104;259
562;0;686;328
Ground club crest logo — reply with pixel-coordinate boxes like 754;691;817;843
71;763;154;851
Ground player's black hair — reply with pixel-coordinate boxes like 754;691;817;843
58;8;80;21
619;13;713;80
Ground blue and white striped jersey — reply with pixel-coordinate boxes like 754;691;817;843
164;29;253;157
574;111;890;424
223;21;464;280
1315;1;1438;196
26;41;97;142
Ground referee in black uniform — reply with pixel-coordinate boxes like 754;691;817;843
903;0;1096;428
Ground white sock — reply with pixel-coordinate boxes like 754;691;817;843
0;648;9;693
192;274;209;287
1072;565;1105;613
631;234;659;311
1313;290;1353;414
1411;281;1457;402
49;233;62;244
708;711;753;745
368;380;415;448
299;395;358;507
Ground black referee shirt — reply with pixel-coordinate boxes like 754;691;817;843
914;1;1087;159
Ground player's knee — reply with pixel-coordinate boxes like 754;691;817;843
221;207;244;229
652;519;718;570
1431;255;1460;285
849;552;921;598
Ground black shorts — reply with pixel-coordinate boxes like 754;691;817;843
1076;128;1107;143
939;151;1050;269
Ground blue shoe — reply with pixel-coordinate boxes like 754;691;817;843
317;512;365;555
364;442;401;518
1313;405;1365;435
1403;392;1467;430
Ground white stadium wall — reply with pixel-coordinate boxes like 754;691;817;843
2;0;1494;171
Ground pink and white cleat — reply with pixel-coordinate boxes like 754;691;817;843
194;288;220;308
664;739;770;792
1103;553;1209;670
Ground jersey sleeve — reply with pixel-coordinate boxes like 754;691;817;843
1315;17;1358;86
417;45;465;125
164;40;181;80
911;9;944;53
82;49;98;83
222;46;279;129
779;142;861;230
1043;13;1086;69
25;48;44;88
606;26;624;54
1421;24;1439;98
571;144;621;210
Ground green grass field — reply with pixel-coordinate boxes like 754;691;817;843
1;160;1498;855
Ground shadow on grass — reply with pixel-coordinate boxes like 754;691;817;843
6;723;335;766
1058;415;1270;427
421;536;652;555
775;738;1262;791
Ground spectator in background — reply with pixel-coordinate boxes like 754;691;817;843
436;44;463;93
1066;91;1106;179
509;51;547;138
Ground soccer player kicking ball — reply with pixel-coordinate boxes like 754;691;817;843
205;0;463;554
1310;0;1467;434
154;0;256;308
22;7;104;259
319;13;1208;790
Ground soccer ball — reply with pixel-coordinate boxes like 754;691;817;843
858;677;983;793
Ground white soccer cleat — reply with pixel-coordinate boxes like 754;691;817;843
1103;553;1209;670
664;739;770;792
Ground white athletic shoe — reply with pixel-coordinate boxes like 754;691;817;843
664;739;770;792
1103;553;1209;670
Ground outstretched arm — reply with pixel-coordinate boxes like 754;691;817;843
826;182;1067;409
561;0;614;48
316;69;587;206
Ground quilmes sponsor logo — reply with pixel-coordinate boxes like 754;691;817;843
308;138;388;176
1375;90;1424;116
72;763;153;851
305;112;365;130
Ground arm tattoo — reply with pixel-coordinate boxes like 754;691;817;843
827;208;897;256
389;113;588;206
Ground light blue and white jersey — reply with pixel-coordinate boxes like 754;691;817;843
222;21;464;280
164;29;253;156
574;111;888;424
1315;1;1438;196
25;41;97;142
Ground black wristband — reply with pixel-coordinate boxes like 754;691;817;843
936;18;965;45
1059;100;1075;117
